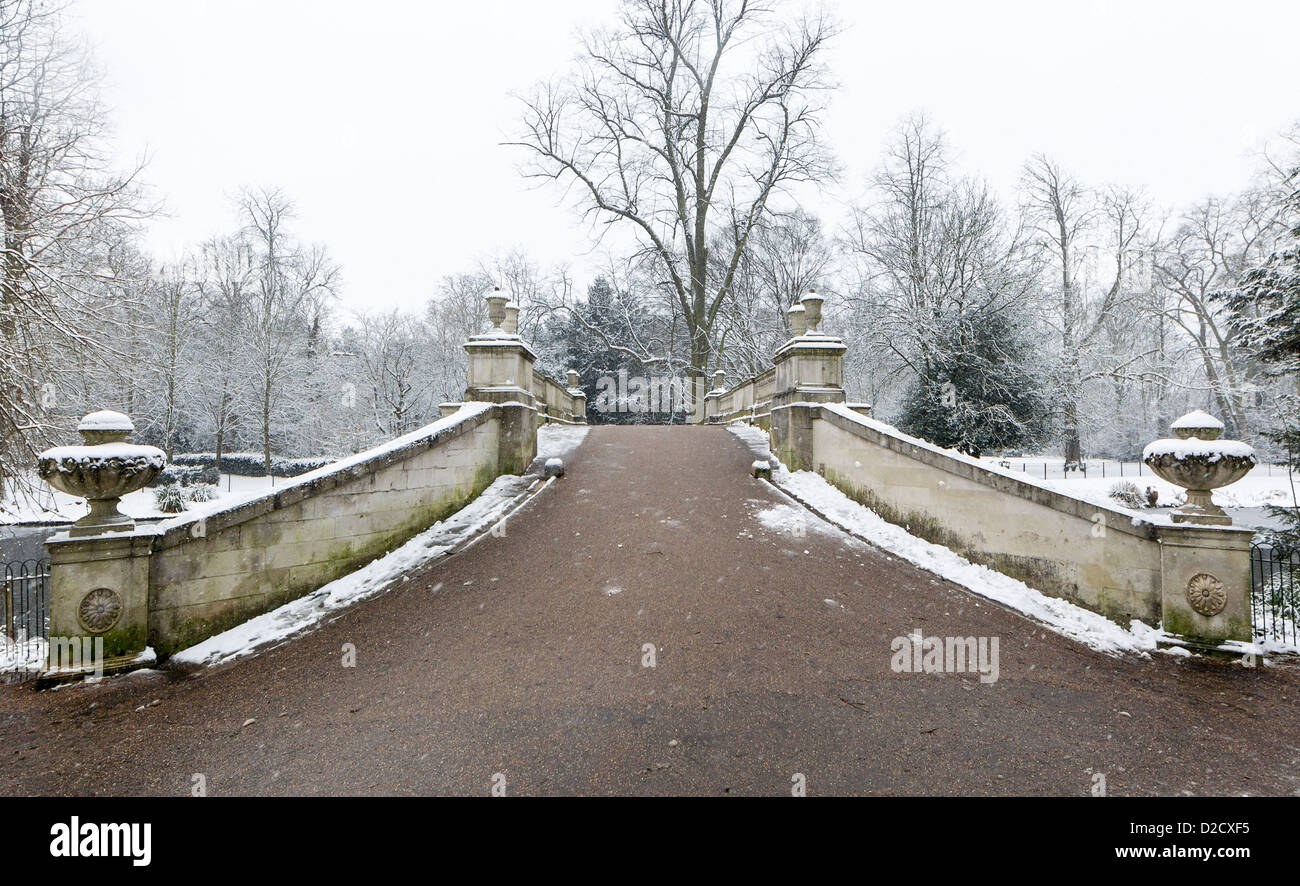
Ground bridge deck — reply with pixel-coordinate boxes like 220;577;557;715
2;425;1297;795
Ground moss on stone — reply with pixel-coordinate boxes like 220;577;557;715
152;454;504;659
95;622;148;661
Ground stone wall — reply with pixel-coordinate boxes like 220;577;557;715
46;402;534;665
769;401;1253;645
705;367;776;428
716;290;1254;648
532;369;587;425
813;404;1163;623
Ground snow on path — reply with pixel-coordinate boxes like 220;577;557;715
170;424;589;669
536;424;588;461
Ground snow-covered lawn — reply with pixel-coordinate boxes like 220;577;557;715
2;472;298;525
728;424;1291;660
1034;466;1297;511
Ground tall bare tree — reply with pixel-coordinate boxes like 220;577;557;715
511;0;837;389
237;187;338;474
0;0;148;497
847;118;1039;410
1154;187;1283;437
1021;155;1147;462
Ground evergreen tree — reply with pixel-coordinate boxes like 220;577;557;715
1221;166;1300;550
896;310;1051;456
550;278;676;425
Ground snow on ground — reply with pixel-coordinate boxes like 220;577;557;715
772;469;1160;655
3;470;323;525
536;424;588;461
169;422;589;670
0;635;47;677
1038;469;1297;512
171;474;536;668
727;424;1286;660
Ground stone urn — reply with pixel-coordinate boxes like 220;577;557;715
485;287;509;332
801;290;825;334
37;410;165;536
786;302;807;337
1142;410;1256;526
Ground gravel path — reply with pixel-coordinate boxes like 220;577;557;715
1;425;1297;796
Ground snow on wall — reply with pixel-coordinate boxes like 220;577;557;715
782;403;1249;628
47;403;519;659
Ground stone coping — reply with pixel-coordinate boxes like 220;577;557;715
465;335;537;357
47;402;499;553
804;402;1252;542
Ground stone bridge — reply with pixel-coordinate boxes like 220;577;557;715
3;291;1297;796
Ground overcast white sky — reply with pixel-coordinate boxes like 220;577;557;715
73;0;1297;315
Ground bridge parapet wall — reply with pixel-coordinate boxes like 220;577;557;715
45;403;528;666
532;368;588;426
794;403;1252;645
716;291;1254;650
43;290;566;674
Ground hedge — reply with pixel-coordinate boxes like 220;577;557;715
170;452;337;478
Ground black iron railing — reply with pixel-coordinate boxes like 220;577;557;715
1250;543;1298;647
2;558;49;679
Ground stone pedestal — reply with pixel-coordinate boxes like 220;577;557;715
464;337;538;408
496;401;538;476
1156;525;1254;647
45;531;153;676
770;292;847;472
565;370;588;424
464;291;539;473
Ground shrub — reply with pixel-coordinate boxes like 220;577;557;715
1108;480;1145;509
154;483;188;513
186;484;217;503
148;464;204;488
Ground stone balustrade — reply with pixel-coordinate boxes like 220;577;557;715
532;367;588;425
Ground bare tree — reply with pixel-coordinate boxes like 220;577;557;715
0;0;149;497
715;207;834;376
847;118;1038;413
1021;155;1147;462
236;187;339;474
1153;187;1284;438
140;260;202;458
354;311;438;438
511;0;837;388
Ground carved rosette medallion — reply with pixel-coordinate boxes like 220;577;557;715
1185;572;1227;617
78;587;123;634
